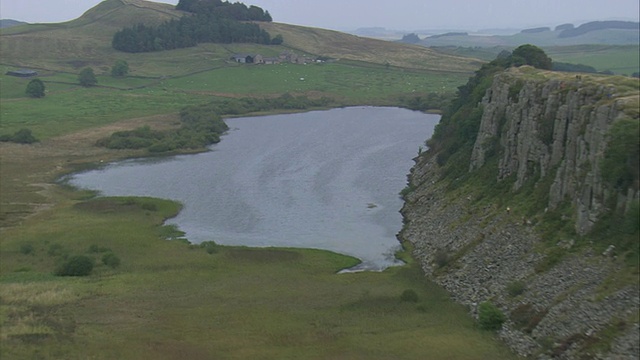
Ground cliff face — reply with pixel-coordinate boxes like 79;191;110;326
470;68;638;235
401;67;639;359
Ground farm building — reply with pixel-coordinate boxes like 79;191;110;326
6;69;38;77
231;54;254;63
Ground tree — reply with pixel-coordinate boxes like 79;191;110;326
270;34;283;45
25;79;45;98
511;44;552;70
78;67;98;87
55;255;95;276
111;60;129;77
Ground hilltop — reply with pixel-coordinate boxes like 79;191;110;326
0;0;479;75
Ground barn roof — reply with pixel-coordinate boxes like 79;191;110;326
6;69;38;77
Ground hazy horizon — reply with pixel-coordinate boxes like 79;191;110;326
1;0;639;32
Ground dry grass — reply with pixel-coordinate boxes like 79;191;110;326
261;22;481;73
0;283;77;306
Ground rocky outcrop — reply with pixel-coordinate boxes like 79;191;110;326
469;68;637;235
401;67;639;359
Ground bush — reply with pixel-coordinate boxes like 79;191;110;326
0;128;39;144
434;249;451;268
19;243;35;255
55;255;95;276
200;241;218;254
102;253;121;269
478;301;506;331
400;289;419;302
88;244;111;253
510;303;547;333
506;280;527;297
47;243;67;257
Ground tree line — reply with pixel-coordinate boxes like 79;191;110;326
96;94;334;153
112;0;277;53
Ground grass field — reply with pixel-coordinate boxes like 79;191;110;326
0;194;517;359
545;45;640;75
0;11;509;356
0;45;515;357
0;61;468;139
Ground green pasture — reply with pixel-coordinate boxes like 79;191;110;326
0;196;517;359
1;61;466;139
165;62;466;101
0;85;210;139
545;45;640;75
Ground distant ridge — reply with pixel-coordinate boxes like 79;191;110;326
0;19;27;29
416;20;640;47
558;20;640;37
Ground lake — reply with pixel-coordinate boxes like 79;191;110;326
66;107;439;271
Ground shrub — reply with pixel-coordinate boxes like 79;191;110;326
47;243;66;257
102;253;121;269
506;280;527;297
200;241;218;254
478;301;506;331
141;202;158;211
434;249;451;268
88;244;111;253
400;289;419;302
510;303;547;333
19;243;35;255
55;255;95;276
0;128;39;144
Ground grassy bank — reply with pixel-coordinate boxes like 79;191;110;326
0;194;517;359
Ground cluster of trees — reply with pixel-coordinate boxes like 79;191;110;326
176;0;272;21
112;0;277;53
97;94;334;153
398;92;455;112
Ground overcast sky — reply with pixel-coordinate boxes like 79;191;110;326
1;0;639;31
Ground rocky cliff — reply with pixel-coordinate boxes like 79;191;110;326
401;66;639;359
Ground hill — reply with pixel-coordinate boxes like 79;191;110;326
410;21;639;48
0;0;479;75
0;19;27;29
259;22;479;72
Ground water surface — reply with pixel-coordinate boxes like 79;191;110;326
67;107;439;270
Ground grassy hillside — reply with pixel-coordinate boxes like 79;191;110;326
260;22;480;72
0;0;479;75
0;2;524;358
